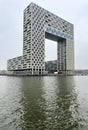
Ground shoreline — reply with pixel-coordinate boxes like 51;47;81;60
0;73;88;76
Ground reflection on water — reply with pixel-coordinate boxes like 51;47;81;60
41;77;80;130
20;77;46;130
0;76;88;130
0;77;23;130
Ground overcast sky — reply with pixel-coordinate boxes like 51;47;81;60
0;0;88;70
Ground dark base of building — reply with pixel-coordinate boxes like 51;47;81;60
8;69;46;76
7;69;74;76
1;70;88;76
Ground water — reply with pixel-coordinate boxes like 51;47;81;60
0;76;88;130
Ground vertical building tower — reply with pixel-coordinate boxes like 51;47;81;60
7;3;74;74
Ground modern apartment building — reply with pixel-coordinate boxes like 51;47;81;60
7;2;74;74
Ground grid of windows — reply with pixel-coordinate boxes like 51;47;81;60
7;2;74;73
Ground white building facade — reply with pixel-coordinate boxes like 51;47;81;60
7;3;74;74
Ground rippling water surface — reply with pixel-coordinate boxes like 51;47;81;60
0;76;88;130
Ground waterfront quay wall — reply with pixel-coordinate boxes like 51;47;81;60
0;70;88;76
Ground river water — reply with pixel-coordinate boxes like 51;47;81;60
0;76;88;130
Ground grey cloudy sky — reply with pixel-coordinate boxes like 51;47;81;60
0;0;88;70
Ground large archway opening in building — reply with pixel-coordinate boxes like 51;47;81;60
45;39;57;61
45;31;67;74
45;39;57;73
